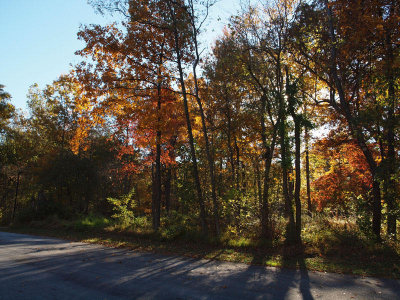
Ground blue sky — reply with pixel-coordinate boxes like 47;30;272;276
0;0;240;111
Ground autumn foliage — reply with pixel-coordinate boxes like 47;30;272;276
0;0;399;244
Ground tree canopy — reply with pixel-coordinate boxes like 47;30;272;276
1;0;399;246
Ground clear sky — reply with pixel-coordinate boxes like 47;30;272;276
0;0;241;111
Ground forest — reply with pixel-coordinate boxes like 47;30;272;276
0;0;399;266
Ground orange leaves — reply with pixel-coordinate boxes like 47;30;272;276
311;137;372;211
71;1;189;172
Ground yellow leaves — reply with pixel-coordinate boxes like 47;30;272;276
75;95;93;113
71;126;87;154
194;115;202;127
70;115;95;154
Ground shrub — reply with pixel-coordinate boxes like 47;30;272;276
129;216;151;230
107;188;136;225
160;211;198;240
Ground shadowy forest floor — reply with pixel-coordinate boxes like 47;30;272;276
2;214;400;279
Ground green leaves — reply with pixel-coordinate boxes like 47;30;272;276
107;188;136;225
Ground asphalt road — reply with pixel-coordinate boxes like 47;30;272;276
0;231;399;299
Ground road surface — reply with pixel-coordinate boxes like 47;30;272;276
0;231;399;299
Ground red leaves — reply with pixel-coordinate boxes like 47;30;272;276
311;137;373;211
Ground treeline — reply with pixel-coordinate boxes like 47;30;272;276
0;0;399;243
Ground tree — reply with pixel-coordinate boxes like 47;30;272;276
292;0;400;240
0;85;15;137
76;0;209;231
311;134;372;214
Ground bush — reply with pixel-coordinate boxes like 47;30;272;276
107;188;136;225
129;216;151;229
301;213;373;256
160;211;198;240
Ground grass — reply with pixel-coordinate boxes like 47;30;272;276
2;214;400;279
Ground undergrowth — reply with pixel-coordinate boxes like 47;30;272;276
6;212;400;279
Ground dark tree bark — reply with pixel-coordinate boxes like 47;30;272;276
255;161;262;212
234;137;240;189
233;135;241;224
151;45;165;230
305;127;312;216
12;172;21;221
243;62;279;240
384;15;397;238
324;0;382;240
293;117;302;241
287;70;302;242
167;1;207;234
259;95;277;239
187;0;220;235
152;84;162;230
164;167;172;213
224;115;240;226
164;136;177;214
279;71;296;243
225;97;236;183
280;115;296;244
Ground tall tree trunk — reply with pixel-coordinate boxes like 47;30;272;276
372;174;382;238
155;140;161;230
255;161;262;212
152;47;164;230
287;69;302;242
153;126;161;229
12;172;20;222
225;97;236;183
324;0;381;240
293;117;302;241
280;112;295;243
259;95;277;239
384;19;397;238
189;2;220;235
164;167;172;213
164;136;177;214
234;137;241;189
192;66;220;236
233;135;241;225
151;164;156;227
244;54;280;240
167;2;207;234
305;127;312;216
385;118;396;239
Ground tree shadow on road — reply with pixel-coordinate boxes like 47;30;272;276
280;243;314;300
2;232;400;299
